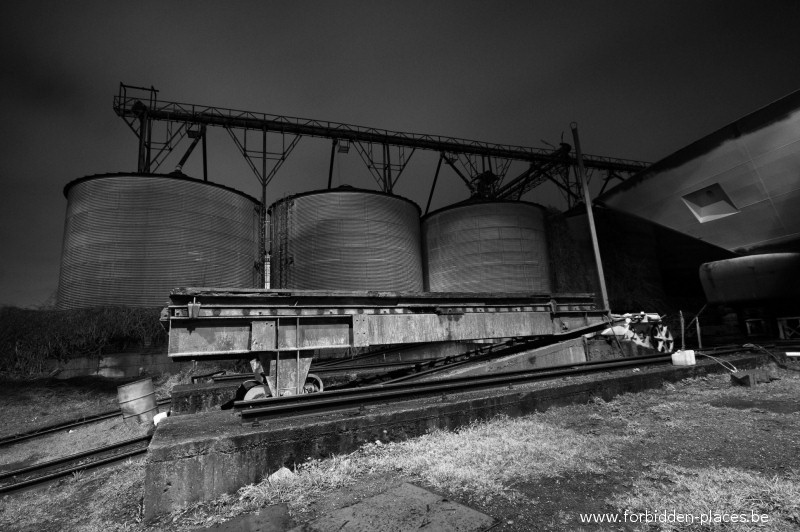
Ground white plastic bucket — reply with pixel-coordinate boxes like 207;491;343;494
671;350;696;366
117;378;158;424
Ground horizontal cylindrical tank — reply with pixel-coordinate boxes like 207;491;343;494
422;201;551;293
699;253;800;303
269;188;423;291
57;173;260;309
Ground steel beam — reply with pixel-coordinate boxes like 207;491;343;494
164;288;605;361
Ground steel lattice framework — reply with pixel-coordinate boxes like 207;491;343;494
113;83;650;284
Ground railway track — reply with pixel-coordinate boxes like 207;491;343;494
0;398;171;448
234;346;778;423
0;434;151;494
234;352;695;422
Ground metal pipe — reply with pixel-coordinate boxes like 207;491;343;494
327;139;337;189
696;316;703;349
426;154;444;215
201;125;208;182
261;129;268;288
571;123;610;311
174;132;203;173
680;310;686;350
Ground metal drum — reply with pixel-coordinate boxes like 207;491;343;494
117;378;158;424
699;253;800;303
269;188;423;291
422;201;551;293
56;173;260;309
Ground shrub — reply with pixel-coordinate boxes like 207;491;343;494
0;306;166;376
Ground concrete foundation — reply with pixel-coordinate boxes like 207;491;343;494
144;353;764;520
171;380;243;415
47;348;190;379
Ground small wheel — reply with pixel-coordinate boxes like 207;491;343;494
243;384;269;401
652;325;674;353
303;373;324;394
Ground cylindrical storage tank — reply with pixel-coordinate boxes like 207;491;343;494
57;173;260;309
269;188;423;291
422;201;551;293
699;253;800;303
117;378;157;424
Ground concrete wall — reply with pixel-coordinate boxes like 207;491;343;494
47;348;188;379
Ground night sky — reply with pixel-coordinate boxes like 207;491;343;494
1;1;798;308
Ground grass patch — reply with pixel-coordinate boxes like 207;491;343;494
612;464;800;531
167;413;627;526
357;416;620;502
0;378;123;439
0;458;146;532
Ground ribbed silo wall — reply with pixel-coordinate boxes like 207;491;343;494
422;201;551;293
56;173;260;309
269;188;423;291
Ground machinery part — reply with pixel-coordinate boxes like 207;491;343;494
303;373;324;394
651;324;674;353
243;385;269;401
605;312;674;353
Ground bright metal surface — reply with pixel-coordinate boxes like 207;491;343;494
599;90;800;253
422;201;551;293
56;174;260;309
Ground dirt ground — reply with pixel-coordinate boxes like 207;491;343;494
1;361;799;531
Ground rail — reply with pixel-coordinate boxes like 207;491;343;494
0;435;152;494
236;347;762;423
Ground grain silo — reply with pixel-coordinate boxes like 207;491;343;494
422;201;551;293
269;187;423;291
56;173;260;309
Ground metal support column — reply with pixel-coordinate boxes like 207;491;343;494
261;129;268;288
201;125;208;182
327;139;337;189
571;123;610;311
426;154;444;215
136;107;150;173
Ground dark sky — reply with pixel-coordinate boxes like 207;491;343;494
1;1;798;308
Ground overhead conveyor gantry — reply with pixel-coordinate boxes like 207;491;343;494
115;83;646;294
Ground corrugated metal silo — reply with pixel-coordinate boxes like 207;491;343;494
422;201;551;293
56;173;260;309
269;188;423;291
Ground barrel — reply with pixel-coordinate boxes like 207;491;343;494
117;378;158;424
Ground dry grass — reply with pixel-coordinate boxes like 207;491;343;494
0;414;152;471
168;414;629;527
612;464;800;531
356;416;623;502
0;458;146;532
0;379;122;439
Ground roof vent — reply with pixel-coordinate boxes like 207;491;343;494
681;183;739;223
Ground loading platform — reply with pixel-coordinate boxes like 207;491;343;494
164;288;608;395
